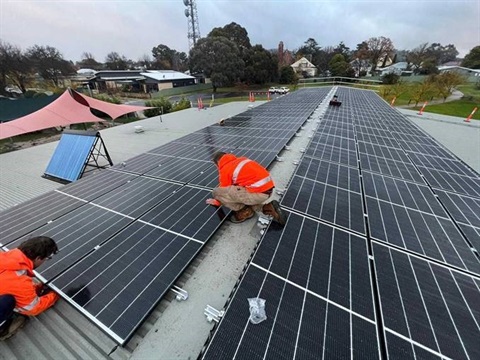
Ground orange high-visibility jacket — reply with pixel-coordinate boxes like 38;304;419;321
0;249;59;316
218;154;274;193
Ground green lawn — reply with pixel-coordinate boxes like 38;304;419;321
413;99;479;120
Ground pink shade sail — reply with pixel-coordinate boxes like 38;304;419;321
0;90;106;140
71;90;153;120
0;89;154;140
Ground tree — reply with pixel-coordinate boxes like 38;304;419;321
418;58;439;75
406;43;429;74
425;43;459;65
410;79;435;106
189;36;244;92
365;36;395;73
431;72;465;101
104;52;130;70
279;65;296;84
296;38;320;60
77;52;102;70
208;22;251;50
25;45;74;87
313;48;335;76
151;44;188;71
328;54;354;77
243;45;278;84
462;46;480;69
334;41;351;62
352;42;370;77
137;54;153;69
0;40;32;94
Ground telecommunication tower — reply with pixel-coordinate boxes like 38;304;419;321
183;0;200;49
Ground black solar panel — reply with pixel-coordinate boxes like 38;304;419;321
0;88;332;345
202;213;380;359
52;221;203;343
374;242;480;359
201;87;480;360
0;191;86;245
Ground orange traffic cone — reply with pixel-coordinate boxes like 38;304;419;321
465;107;477;123
418;101;428;115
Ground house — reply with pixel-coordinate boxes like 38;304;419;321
290;57;317;77
437;65;480;77
85;70;196;93
142;70;196;92
378;62;413;77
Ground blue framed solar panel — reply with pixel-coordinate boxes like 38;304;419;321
44;131;98;182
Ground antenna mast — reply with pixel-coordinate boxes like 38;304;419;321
183;0;200;49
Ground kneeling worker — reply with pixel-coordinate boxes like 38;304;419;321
206;152;287;225
0;236;60;340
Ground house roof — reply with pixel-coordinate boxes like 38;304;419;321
141;70;195;81
0;91;479;359
438;65;480;73
291;57;317;68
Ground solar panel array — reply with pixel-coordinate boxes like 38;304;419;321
201;87;480;359
0;88;330;344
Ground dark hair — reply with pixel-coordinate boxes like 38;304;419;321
212;151;226;164
18;236;58;260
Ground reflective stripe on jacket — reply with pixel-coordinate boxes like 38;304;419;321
0;249;59;316
218;154;274;193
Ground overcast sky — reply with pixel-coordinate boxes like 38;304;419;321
1;0;479;63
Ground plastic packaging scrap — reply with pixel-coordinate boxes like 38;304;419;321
248;297;267;324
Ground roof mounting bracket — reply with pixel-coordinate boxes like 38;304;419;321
204;305;224;323
171;285;189;301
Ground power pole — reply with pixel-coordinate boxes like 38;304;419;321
183;0;200;50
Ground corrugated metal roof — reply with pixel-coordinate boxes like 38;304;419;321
0;101;267;359
1;94;478;359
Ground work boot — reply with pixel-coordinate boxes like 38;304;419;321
230;206;255;223
0;315;28;341
262;200;287;226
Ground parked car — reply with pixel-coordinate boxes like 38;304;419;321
268;87;278;94
277;87;290;94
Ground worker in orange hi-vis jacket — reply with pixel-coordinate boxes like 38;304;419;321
0;236;60;341
206;151;287;225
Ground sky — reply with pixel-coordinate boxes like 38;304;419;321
1;0;479;63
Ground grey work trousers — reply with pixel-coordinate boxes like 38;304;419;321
212;186;271;211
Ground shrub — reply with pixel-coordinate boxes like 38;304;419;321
172;97;191;112
381;73;400;85
144;98;172;117
24;90;37;98
93;94;121;104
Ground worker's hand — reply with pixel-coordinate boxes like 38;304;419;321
206;198;221;206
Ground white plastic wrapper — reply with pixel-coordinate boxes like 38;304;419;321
248;297;267;324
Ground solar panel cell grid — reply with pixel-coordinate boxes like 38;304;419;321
357;141;410;162
282;176;366;234
373;243;480;359
6;204;133;280
60;170;138;201
399;140;453;159
139;186;227;241
52;221;202;343
91;177;180;218
356;132;401;148
148;142;233;161
359;153;424;183
366;197;480;274
0;191;86;246
418;167;480;198
362;171;447;217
